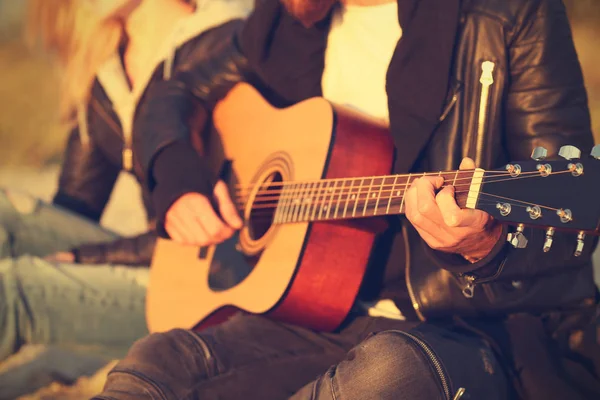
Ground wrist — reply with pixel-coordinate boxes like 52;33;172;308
460;221;503;263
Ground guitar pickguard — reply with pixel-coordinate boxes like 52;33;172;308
207;232;255;291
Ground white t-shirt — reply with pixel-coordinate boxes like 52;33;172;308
321;2;402;125
322;2;406;319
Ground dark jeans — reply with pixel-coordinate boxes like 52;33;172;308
93;313;509;399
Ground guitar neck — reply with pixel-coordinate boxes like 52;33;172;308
269;170;481;224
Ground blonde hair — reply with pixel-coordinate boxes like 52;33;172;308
27;0;123;121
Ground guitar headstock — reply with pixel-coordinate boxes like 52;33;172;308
473;145;600;255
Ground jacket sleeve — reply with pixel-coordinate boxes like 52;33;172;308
427;0;597;281
53;125;120;222
72;231;157;266
134;20;255;236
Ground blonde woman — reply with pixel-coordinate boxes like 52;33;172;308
0;0;249;395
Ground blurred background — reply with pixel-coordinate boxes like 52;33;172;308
0;0;599;398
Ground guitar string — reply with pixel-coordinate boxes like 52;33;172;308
233;168;537;189
240;192;559;219
233;168;567;192
236;170;573;207
239;191;561;214
240;197;549;222
235;169;573;199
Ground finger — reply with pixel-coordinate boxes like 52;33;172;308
185;200;234;243
415;176;445;220
180;193;234;244
165;194;209;244
459;157;476;170
198;212;234;243
214;181;243;229
165;218;191;244
451;209;489;229
406;184;455;249
435;185;462;227
435;185;489;228
169;208;210;245
404;178;440;232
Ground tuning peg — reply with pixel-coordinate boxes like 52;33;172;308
558;145;581;160
505;164;521;177
531;147;548;161
507;224;528;249
496;202;511;216
543;227;555;252
574;231;586;257
591;145;600;160
557;208;573;224
526;205;542;219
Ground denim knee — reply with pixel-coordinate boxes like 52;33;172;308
307;330;447;400
97;329;216;400
305;328;508;400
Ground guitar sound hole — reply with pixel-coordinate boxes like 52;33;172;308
247;172;282;241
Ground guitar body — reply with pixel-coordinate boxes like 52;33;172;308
147;83;394;333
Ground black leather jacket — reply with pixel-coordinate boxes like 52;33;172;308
53;19;247;266
139;0;598;320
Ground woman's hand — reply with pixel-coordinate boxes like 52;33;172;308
45;252;76;263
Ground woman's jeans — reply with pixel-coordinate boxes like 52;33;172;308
0;189;149;398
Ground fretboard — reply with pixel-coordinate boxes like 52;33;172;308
270;170;477;224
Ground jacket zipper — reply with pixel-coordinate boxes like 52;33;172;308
121;101;135;171
459;256;509;298
89;99;134;170
183;330;215;377
390;330;463;400
474;61;495;164
118;369;169;400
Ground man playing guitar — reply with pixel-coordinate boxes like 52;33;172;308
96;0;600;398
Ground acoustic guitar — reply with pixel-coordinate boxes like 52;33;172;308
147;82;600;333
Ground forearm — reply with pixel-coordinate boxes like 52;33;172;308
72;231;157;266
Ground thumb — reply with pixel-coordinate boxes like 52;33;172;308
213;180;243;229
459;157;476;170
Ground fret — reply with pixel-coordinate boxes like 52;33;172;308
325;180;337;219
310;181;323;221
362;178;375;216
318;180;332;220
274;183;285;223
299;182;312;222
399;174;412;213
452;170;459;186
352;178;365;217
343;179;356;218
334;179;346;219
306;181;318;222
292;183;307;222
373;177;385;216
292;183;304;222
285;183;299;223
279;183;293;223
273;185;283;223
386;176;399;215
